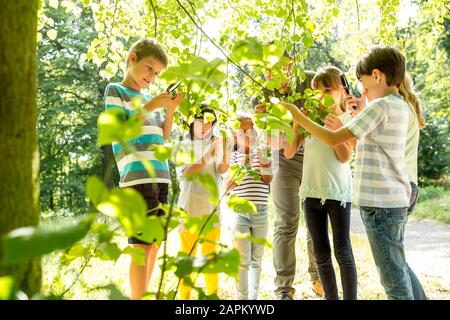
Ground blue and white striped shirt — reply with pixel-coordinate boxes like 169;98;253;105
104;83;170;187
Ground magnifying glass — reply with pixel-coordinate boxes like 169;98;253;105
166;81;182;98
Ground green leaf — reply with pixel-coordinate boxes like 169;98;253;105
203;112;215;123
183;214;219;235
0;276;16;300
322;94;335;108
230;37;264;66
194;249;240;279
93;284;128;300
303;32;314;48
97;110;142;146
137;216;166;245
173;253;194;278
173;249;240;279
60;242;90;266
1;217;92;265
123;246;145;266
184;173;219;206
91;223;114;243
227;195;257;214
149;145;173;162
262;40;285;66
291;33;302;42
97;242;122;261
86;176;109;206
97;187;147;237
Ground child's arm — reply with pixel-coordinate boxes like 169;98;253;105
223;177;237;191
143;93;172;112
333;143;354;163
284;122;304;159
260;164;273;184
258;152;273;185
162;93;183;141
140;93;178;127
217;138;231;174
182;138;220;175
181;155;208;176
324;114;356;163
281;102;355;147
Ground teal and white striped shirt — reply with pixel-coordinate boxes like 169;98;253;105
345;93;411;208
104;83;170;187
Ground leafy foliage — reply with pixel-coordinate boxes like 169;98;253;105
5;0;446;300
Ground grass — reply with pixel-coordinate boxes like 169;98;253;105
40;196;450;300
411;183;450;224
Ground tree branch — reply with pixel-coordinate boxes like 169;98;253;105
149;0;157;38
174;0;265;90
187;0;202;57
280;4;294;40
292;0;296;57
355;0;361;31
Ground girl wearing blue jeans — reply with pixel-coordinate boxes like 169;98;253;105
224;114;272;300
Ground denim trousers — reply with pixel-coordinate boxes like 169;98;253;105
304;198;357;300
232;204;269;300
360;201;426;300
406;182;428;300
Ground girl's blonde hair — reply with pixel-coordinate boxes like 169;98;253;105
312;66;346;112
399;73;426;129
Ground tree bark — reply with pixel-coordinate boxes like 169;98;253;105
0;0;41;296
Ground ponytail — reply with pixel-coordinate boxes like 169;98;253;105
399;73;426;129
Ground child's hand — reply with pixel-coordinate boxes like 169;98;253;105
166;93;184;113
254;103;266;113
258;150;272;168
145;93;172;111
346;91;367;117
324;114;343;130
293;120;302;130
300;107;310;117
240;154;250;165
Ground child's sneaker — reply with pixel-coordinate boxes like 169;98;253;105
311;279;324;297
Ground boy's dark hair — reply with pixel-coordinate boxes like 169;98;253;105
126;38;168;68
356;46;405;87
188;103;217;139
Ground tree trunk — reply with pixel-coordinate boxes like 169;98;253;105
0;0;41;297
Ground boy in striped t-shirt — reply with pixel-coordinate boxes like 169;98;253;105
223;113;272;300
104;38;183;299
281;46;421;300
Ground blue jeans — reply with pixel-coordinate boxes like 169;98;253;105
406;182;428;300
360;206;425;300
232;204;269;300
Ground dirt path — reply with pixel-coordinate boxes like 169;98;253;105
350;209;450;298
